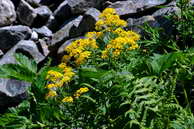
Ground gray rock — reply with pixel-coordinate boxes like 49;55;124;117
0;25;32;52
0;49;3;57
46;15;59;32
0;79;30;108
34;6;52;27
31;31;39;41
0;0;16;27
17;0;37;26
26;0;41;7
67;0;103;15
0;40;45;65
152;5;181;35
40;0;65;11
50;16;83;51
54;0;71;22
35;6;52;18
38;39;50;56
108;0;167;16
152;6;180;18
77;8;100;34
33;26;53;37
0;40;45;108
127;16;157;33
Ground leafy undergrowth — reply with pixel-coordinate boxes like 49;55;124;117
0;1;194;129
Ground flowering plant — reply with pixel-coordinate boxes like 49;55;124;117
0;5;194;129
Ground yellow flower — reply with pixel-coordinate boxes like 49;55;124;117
45;90;57;99
101;34;139;58
101;8;116;15
64;38;98;65
75;51;91;65
61;55;71;63
74;87;89;98
101;50;108;59
61;76;71;83
58;63;67;69
62;96;73;103
46;70;63;82
46;83;57;89
96;8;127;31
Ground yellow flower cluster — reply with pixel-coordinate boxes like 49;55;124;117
46;64;75;89
45;63;75;99
62;87;89;103
62;96;73;103
64;38;98;65
45;90;57;99
74;87;89;98
114;28;140;41
95;8;127;31
85;32;102;39
101;28;140;58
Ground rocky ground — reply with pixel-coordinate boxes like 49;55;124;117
0;0;193;111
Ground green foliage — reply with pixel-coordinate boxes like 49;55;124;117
175;0;194;45
0;53;37;82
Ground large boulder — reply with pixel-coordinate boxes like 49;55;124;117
0;0;16;27
50;16;83;51
33;26;53;37
40;0;65;11
77;8;100;34
46;15;59;32
152;5;180;18
34;6;52;27
54;0;71;22
0;25;32;52
127;16;157;33
17;0;52;27
17;0;37;26
0;40;45;109
26;0;41;7
152;3;181;34
108;0;167;17
66;0;104;15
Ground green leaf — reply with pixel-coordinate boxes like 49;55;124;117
0;64;35;82
81;95;96;103
15;53;37;73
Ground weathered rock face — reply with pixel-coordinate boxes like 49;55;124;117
0;40;45;109
50;16;83;51
66;0;104;14
33;26;53;37
17;0;37;26
108;0;167;17
77;8;100;34
54;0;71;22
0;0;16;27
0;25;32;52
34;6;52;27
26;0;41;7
153;6;180;18
127;16;157;33
0;40;45;64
